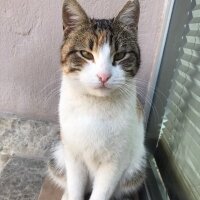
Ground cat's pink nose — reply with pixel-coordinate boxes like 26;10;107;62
97;73;111;84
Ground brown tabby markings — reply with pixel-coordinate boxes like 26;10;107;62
61;18;140;77
48;158;65;178
122;168;146;191
136;99;144;122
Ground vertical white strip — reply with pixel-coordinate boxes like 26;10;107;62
144;0;175;128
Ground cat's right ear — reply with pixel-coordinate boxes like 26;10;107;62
62;0;88;34
114;0;140;30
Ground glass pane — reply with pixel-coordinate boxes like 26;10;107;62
158;1;200;199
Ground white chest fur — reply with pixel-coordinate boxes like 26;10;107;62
59;77;145;170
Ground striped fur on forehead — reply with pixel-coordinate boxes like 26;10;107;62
61;18;140;76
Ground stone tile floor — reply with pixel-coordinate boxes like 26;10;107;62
0;154;63;200
0;156;46;200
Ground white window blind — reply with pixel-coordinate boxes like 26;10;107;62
159;1;200;199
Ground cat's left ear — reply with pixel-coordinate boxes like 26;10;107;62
62;0;89;34
114;0;140;30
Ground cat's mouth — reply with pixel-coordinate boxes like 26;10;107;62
93;84;110;90
85;83;114;97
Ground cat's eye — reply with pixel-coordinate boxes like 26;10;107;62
114;52;126;61
80;51;94;60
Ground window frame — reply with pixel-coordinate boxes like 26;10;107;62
146;0;198;199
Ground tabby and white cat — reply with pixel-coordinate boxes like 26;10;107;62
48;0;146;199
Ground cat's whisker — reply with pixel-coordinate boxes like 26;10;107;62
44;90;60;105
136;89;160;121
119;82;160;121
43;87;60;107
39;80;61;96
134;77;170;103
135;80;169;109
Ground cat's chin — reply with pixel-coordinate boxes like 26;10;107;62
86;87;114;97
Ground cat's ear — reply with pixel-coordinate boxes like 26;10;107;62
115;0;140;30
62;0;89;34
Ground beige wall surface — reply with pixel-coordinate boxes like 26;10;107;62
0;0;168;122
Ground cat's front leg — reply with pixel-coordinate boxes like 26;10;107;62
64;151;87;200
89;162;123;200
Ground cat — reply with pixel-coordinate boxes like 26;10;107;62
48;0;146;200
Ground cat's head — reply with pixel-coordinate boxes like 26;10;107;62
61;0;140;97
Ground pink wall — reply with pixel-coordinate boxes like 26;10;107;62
0;0;168;122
